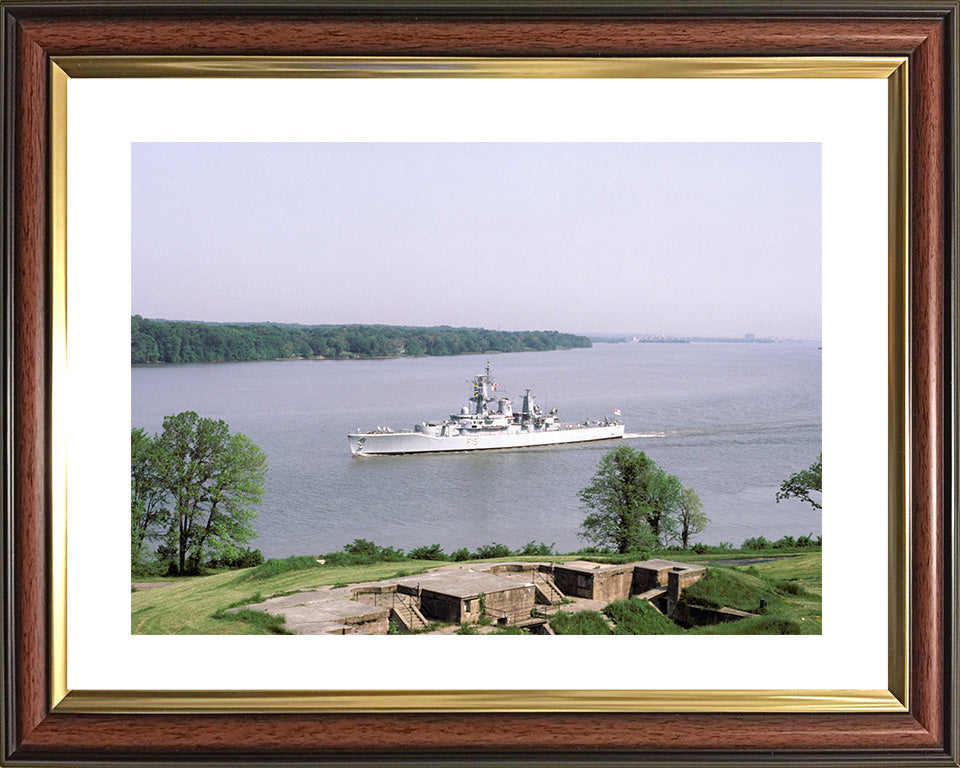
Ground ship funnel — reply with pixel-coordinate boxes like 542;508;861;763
521;389;536;416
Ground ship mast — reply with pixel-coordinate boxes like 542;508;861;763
472;361;494;415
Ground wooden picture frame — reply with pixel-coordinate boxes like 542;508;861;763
2;2;957;765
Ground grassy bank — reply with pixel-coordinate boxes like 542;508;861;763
548;553;822;636
132;560;437;634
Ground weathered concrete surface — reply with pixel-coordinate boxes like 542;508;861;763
394;569;531;598
634;587;668;601
550;561;632;600
395;569;535;624
243;590;389;635
673;602;758;627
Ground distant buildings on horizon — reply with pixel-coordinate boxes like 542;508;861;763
589;333;821;345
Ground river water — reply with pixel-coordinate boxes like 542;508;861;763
131;342;821;558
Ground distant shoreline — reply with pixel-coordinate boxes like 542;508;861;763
131;316;590;366
131;349;530;366
590;336;819;345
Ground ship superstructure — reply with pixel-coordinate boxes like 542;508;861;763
348;363;624;455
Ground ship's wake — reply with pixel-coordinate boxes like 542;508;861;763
622;432;667;439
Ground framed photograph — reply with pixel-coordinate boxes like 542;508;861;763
2;2;957;765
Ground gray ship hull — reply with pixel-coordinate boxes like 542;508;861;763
348;423;625;455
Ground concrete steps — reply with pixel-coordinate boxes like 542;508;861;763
532;572;566;605
390;597;430;632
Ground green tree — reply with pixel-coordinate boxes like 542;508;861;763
155;411;267;574
131;315;160;363
577;446;682;553
776;454;822;510
131;427;168;567
131;318;591;365
676;486;709;549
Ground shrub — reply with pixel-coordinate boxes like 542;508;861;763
519;541;556;557
408;543;448;561
207;548;265;569
772;535;796;549
491;624;524;635
473;542;513;559
341;538;406;563
742;536;771;550
321;539;409;566
240;555;320;581
604;598;683;635
342;538;379;558
216;608;291;635
451;547;472;562
237;548;266;568
575;546;611;556
549;611;612;635
691;543;707;554
377;545;406;562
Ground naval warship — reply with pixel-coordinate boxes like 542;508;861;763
348;363;624;455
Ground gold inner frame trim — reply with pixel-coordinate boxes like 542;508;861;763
48;55;910;715
50;61;69;710
57;688;904;715
53;55;905;79
886;60;910;710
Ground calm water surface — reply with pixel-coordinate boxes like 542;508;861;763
132;342;821;558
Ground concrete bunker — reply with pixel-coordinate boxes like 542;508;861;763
243;558;709;635
545;559;706;609
393;570;536;626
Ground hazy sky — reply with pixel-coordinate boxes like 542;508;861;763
132;142;821;338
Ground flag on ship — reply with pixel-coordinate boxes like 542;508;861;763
613;409;621;416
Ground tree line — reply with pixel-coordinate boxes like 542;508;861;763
132;412;267;575
576;447;821;554
131;316;592;364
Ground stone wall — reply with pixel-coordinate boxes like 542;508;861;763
397;583;535;624
666;566;706;602
631;566;667;593
415;589;463;623
351;583;398;608
551;567;595;599
482;584;536;623
672;603;756;628
591;567;635;603
339;611;390;635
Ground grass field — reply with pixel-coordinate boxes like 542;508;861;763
132;560;440;634
132;551;822;635
730;551;822;634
